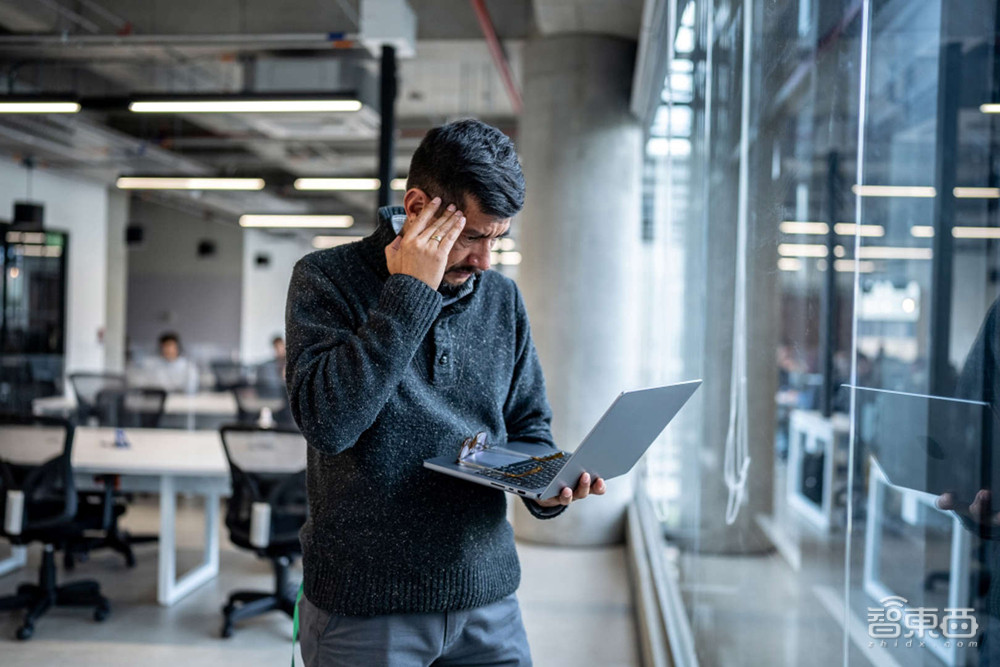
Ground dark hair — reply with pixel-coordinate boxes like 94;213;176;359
407;119;525;218
158;332;180;347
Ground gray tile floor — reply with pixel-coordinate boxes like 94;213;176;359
0;498;638;666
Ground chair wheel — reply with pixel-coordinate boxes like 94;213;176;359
94;602;111;622
16;624;33;640
221;622;234;639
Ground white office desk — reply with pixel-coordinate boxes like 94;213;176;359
33;392;238;429
72;427;231;606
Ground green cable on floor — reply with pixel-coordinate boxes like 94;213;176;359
291;583;303;667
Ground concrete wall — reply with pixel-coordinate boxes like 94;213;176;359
240;229;316;364
0;158;110;376
126;198;243;362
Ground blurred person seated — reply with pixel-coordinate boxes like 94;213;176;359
256;335;287;387
128;332;198;393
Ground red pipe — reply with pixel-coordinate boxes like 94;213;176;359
470;0;523;114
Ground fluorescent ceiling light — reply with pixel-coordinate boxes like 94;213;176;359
981;104;1000;114
390;178;408;191
312;235;363;249
117;177;264;190
834;260;875;274
954;187;1000;199
953;226;1000;239
857;246;932;260
129;99;362;113
852;185;936;198
778;243;828;258
779;221;885;237
294;178;380;191
498;238;516;251
909;225;1000;239
239;214;354;229
0;101;80;114
833;223;885;237
777;258;802;272
779;221;828;235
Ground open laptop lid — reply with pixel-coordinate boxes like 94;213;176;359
540;380;701;497
852;385;998;505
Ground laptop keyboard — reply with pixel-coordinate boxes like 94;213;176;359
475;456;566;489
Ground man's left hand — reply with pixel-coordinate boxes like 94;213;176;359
536;472;606;508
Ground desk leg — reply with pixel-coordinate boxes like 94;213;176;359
0;545;27;577
157;477;221;606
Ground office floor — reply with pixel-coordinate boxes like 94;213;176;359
0;498;638;667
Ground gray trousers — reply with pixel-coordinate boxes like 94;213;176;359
298;592;533;667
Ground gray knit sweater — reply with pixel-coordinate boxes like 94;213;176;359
285;206;563;617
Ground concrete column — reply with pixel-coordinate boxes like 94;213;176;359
676;189;775;554
513;35;643;546
104;190;129;373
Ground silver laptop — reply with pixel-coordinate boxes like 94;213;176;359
854;385;999;506
423;380;701;500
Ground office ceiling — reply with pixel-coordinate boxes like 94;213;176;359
0;0;638;231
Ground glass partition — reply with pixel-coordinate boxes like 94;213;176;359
844;1;1000;666
641;0;1000;664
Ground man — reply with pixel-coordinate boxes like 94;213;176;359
258;335;287;385
936;296;1000;663
272;335;286;367
286;119;605;666
130;331;197;393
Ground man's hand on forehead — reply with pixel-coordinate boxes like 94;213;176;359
385;197;467;289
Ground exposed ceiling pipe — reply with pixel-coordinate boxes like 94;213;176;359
469;0;522;114
0;32;361;51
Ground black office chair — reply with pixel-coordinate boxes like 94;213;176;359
94;387;168;428
232;384;296;428
211;361;248;392
0;415;110;640
68;372;126;426
66;387;167;569
255;360;285;388
219;424;307;638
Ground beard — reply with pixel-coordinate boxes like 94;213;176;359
439;265;481;297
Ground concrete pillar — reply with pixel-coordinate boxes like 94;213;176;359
668;92;777;556
104;190;129;373
513;35;643;546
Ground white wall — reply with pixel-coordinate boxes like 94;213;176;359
0;158;110;377
126;198;243;361
240;230;316;363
